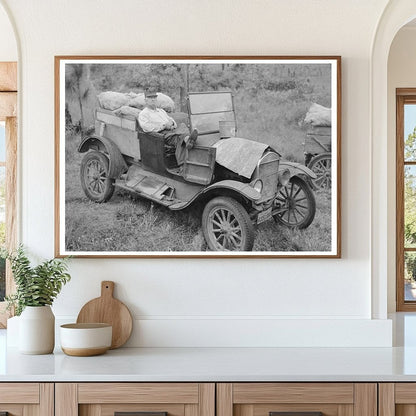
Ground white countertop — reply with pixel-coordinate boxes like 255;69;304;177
2;345;416;382
3;313;416;382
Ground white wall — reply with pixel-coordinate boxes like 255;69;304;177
387;26;416;312
0;0;394;347
0;3;16;61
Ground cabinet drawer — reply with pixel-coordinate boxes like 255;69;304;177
56;383;215;416
78;383;200;404
218;383;376;416
0;383;39;403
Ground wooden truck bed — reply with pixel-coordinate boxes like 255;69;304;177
304;125;331;154
95;108;141;160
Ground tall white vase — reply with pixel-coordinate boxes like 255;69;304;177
19;306;55;354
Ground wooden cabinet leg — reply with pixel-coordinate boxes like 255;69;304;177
39;383;54;416
379;384;395;416
354;384;377;416
199;384;215;416
56;383;78;416
217;384;233;416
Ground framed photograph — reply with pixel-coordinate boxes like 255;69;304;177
55;56;341;258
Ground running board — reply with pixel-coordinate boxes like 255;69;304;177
116;181;178;207
116;168;178;206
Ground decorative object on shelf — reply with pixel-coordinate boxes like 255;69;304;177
60;323;112;356
19;305;55;354
6;314;20;347
4;246;71;354
55;56;341;258
76;281;132;348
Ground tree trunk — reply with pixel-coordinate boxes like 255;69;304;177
77;79;84;132
179;64;189;112
77;64;93;134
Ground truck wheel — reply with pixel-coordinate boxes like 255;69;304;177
273;176;316;229
202;197;255;251
80;151;115;203
308;152;332;189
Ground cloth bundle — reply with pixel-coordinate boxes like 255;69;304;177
97;91;175;114
304;103;331;127
113;105;142;118
97;91;130;111
128;92;175;113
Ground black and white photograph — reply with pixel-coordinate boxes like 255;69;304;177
55;57;340;257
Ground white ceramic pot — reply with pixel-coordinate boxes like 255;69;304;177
19;306;55;354
60;323;112;356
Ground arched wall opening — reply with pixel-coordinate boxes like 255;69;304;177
372;1;416;319
0;1;17;61
387;19;416;313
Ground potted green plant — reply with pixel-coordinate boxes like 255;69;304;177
4;246;71;354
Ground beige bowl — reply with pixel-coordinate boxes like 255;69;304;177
60;323;112;356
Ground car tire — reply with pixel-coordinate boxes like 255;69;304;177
80;151;115;203
308;152;332;189
273;176;316;229
202;196;255;251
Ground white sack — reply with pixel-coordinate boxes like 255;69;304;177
97;91;130;111
129;92;175;113
304;103;331;127
113;105;141;118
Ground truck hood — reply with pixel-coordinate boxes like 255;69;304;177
212;137;269;179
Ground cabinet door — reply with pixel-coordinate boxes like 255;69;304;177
379;383;416;416
217;383;377;416
55;383;215;416
0;383;53;416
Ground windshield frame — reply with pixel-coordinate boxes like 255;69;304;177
187;91;237;137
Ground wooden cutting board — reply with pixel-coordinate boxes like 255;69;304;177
76;281;133;349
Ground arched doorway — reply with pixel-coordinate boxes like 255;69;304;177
0;1;17;62
371;1;416;318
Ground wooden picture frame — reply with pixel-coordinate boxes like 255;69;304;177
55;56;341;258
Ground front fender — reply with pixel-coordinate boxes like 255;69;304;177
279;160;317;180
203;180;261;201
169;180;261;210
78;135;127;179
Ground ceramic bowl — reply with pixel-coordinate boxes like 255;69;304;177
60;323;112;356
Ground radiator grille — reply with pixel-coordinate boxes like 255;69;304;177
257;152;280;202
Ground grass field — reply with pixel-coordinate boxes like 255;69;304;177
63;63;333;252
65;132;332;253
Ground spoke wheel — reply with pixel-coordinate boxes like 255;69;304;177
202;197;254;251
273;176;316;229
308;153;332;189
80;151;115;202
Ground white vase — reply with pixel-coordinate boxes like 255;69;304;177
19;306;55;354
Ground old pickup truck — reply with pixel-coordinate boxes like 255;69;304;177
78;91;317;251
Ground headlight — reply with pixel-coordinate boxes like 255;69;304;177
279;169;291;186
252;179;263;193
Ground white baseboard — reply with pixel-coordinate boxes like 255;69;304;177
55;317;392;348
